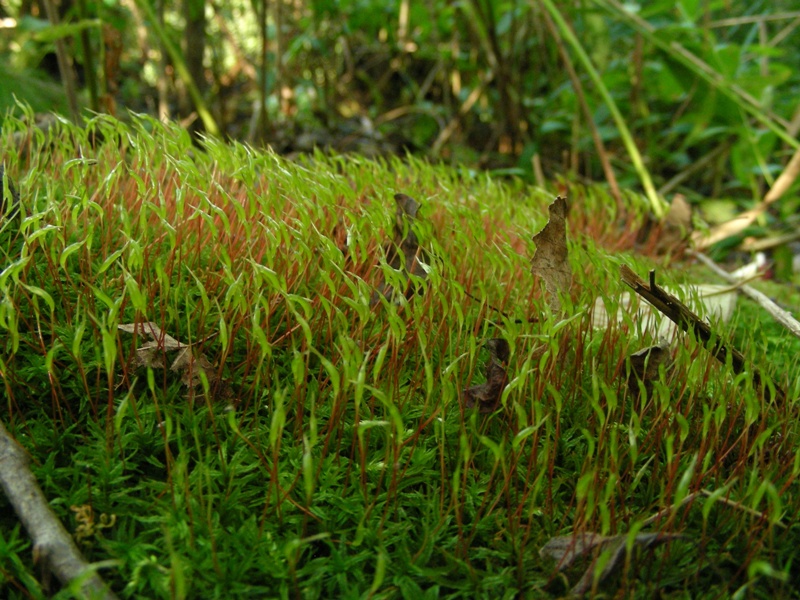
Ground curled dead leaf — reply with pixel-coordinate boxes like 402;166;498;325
372;193;428;305
463;338;510;413
541;530;682;596
531;196;571;311
119;322;217;390
627;339;672;396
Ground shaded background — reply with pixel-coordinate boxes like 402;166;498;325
2;0;800;213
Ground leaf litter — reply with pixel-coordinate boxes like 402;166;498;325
371;193;429;305
462;338;510;413
540;530;683;596
626;338;672;396
531;196;572;311
118;322;220;389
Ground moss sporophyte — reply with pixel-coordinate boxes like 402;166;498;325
0;115;796;598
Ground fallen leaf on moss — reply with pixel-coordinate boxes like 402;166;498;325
540;530;682;596
636;194;693;255
531;196;571;311
463;338;510;413
118;322;218;388
171;348;218;387
372;193;428;305
627;339;672;396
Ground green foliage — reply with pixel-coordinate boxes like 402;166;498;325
1;114;799;598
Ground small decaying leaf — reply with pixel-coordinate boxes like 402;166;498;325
539;532;608;568
372;193;428;305
1;165;20;219
665;194;692;231
540;530;682;596
627;338;672;396
118;322;186;369
531;196;571;311
636;194;693;255
463;338;510;413
118;322;217;388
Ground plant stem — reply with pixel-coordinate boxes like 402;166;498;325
541;0;666;217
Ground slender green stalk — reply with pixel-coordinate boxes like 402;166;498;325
133;0;220;136
42;0;81;123
76;0;99;113
540;0;667;217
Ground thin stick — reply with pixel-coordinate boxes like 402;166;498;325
689;250;800;341
693;146;800;249
0;420;118;599
620;265;785;401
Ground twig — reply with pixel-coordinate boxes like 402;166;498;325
739;229;800;252
689;250;800;341
0;420;119;599
620;265;785;401
694;271;765;297
693;146;800;249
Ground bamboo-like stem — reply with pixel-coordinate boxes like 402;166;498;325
541;0;666;217
133;0;220;136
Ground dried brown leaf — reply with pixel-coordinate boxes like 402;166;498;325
539;532;607;569
118;322;185;350
531;196;571;311
665;194;692;230
637;194;693;255
172;351;216;387
372;193;428;305
463;338;510;413
627;339;672;396
657;194;693;254
541;530;682;596
132;342;169;369
119;322;216;390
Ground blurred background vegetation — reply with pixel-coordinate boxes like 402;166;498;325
1;0;800;219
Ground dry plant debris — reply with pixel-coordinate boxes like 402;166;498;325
637;193;693;255
627;339;672;396
540;530;682;596
462;338;510;413
71;504;117;547
0;420;119;600
657;193;693;254
690;250;800;341
118;321;218;389
693;146;800;249
531;196;571;311
620;265;785;401
371;193;428;305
